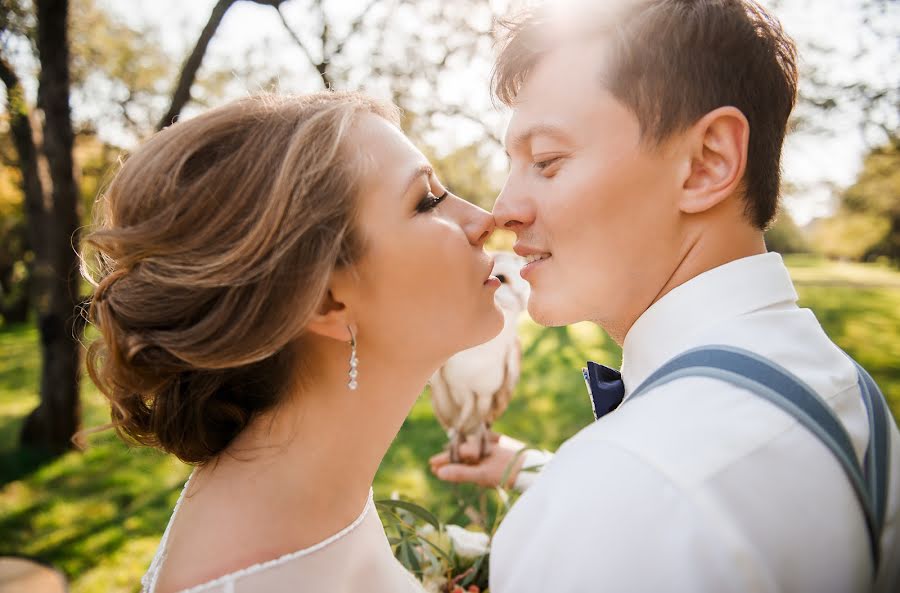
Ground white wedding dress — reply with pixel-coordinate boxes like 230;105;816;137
142;472;426;593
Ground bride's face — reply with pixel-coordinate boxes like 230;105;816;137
345;114;504;366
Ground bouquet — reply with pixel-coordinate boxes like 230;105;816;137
378;455;541;593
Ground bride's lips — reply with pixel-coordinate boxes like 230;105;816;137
482;256;500;288
514;245;551;281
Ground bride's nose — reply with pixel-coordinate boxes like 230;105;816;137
455;198;495;248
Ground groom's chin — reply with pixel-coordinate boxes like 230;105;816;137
527;297;576;328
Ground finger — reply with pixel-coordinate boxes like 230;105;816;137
434;463;485;485
487;431;502;443
457;440;484;463
429;451;450;466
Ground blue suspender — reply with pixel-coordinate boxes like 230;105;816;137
626;345;893;576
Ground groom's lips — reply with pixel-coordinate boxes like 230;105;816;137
514;244;552;281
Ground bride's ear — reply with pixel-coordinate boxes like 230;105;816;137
305;273;355;342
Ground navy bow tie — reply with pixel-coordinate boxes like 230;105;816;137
582;361;625;420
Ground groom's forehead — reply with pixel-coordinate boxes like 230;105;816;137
502;51;609;152
525;0;638;41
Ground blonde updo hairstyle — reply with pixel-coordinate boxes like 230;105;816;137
83;92;398;464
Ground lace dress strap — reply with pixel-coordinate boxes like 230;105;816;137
142;471;196;593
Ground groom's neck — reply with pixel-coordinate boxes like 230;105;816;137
607;212;767;346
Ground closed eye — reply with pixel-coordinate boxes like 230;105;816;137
533;157;561;171
416;190;448;213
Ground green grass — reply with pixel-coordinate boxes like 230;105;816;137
1;255;898;592
786;254;900;288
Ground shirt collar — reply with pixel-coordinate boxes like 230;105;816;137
619;252;798;398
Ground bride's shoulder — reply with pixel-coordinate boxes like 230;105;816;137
153;486;382;593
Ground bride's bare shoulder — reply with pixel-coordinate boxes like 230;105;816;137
152;473;376;593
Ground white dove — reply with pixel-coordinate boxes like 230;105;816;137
429;252;529;463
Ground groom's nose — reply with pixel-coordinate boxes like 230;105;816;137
492;175;534;232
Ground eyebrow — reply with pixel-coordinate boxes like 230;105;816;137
405;163;434;194
505;123;572;157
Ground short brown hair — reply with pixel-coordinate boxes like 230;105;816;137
83;92;398;464
493;0;798;229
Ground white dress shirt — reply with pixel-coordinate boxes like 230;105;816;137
491;253;900;593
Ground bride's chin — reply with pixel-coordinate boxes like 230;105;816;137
481;306;506;339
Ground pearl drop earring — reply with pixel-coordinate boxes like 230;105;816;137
347;326;359;391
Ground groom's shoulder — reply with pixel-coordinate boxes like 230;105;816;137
556;345;860;490
550;377;783;489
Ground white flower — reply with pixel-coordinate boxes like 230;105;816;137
445;524;490;558
421;574;448;593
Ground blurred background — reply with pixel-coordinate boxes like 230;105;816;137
0;0;897;591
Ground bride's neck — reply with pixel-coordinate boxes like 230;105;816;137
200;337;432;520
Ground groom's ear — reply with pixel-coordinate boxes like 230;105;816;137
677;106;749;214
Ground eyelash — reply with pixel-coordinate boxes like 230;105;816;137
416;190;448;213
533;157;561;171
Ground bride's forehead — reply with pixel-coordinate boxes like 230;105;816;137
354;113;419;159
352;116;426;184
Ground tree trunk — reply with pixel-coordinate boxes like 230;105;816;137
0;54;48;269
0;55;45;327
19;0;82;454
156;0;240;130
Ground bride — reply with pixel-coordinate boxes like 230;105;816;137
82;91;504;592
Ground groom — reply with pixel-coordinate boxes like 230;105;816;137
430;0;900;591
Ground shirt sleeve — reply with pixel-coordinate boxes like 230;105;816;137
491;438;768;593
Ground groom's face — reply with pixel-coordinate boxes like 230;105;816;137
494;39;687;336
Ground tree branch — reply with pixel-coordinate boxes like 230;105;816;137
332;0;380;56
156;0;239;130
275;3;326;87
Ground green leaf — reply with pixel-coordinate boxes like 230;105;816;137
413;532;454;563
380;508;420;536
376;499;441;530
499;446;535;490
460;554;485;587
398;539;422;574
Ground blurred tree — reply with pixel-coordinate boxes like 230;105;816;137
765;208;809;255
0;0;83;452
783;0;898;149
427;142;502;211
812;212;890;262
0;31;40;326
379;1;505;147
2;0;170;330
814;143;899;264
0;140;31;323
261;0;508;147
844;144;899;262
272;0;385;90
69;0;174;138
157;0;379;131
157;0;247;130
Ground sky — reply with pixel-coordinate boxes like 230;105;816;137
99;0;898;226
